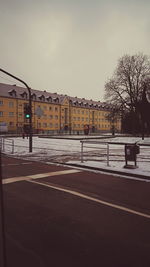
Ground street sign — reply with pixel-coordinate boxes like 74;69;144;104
35;107;44;118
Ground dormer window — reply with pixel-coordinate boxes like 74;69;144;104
53;97;59;103
94;104;98;108
20;91;27;99
78;102;83;106
46;96;52;102
31;93;36;100
84;102;88;107
73;101;77;106
8;89;17;97
38;95;45;101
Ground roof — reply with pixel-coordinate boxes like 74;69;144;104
0;82;110;110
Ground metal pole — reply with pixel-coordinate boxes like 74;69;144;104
107;143;110;166
3;139;5;152
0;68;32;152
81;141;84;163
0;150;7;267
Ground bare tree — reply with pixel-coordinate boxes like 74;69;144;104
105;53;150;111
104;53;150;134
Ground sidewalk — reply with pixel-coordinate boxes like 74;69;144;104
66;160;150;180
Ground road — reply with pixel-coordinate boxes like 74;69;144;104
1;154;150;267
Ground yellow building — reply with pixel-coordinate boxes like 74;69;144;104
0;83;121;134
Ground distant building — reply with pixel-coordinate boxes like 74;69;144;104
0;83;121;134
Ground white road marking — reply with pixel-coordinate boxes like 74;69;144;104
28;179;150;219
2;169;81;184
2;162;32;167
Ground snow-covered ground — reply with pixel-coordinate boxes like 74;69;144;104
1;135;150;178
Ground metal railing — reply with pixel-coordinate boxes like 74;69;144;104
0;138;14;154
80;141;111;166
80;140;150;166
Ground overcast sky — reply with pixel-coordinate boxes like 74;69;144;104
0;0;150;101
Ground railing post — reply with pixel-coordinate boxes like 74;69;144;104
0;138;2;151
81;141;84;163
107;143;110;166
2;139;5;152
12;140;14;154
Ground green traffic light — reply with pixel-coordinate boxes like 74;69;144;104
26;114;30;118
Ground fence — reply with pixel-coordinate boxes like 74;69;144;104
0;138;14;154
80;140;150;166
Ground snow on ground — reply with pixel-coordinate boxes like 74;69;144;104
1;135;150;177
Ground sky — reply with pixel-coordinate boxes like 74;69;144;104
0;0;150;101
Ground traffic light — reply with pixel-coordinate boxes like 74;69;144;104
24;104;31;119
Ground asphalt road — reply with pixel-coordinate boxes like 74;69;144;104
1;155;150;267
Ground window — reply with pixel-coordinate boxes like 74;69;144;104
50;115;53;119
55;107;58;112
49;123;53;127
55;115;58;120
55;123;58;128
0;111;3;117
9;112;14;117
9;102;14;108
0;100;3;106
82;110;84;114
18;113;22;117
43;123;47;128
9;122;14;126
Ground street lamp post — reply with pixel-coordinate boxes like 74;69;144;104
0;68;32;152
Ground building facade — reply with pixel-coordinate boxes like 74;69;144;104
0;83;121;134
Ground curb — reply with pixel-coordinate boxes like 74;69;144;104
62;162;150;181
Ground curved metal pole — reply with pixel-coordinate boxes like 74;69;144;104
0;68;32;152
